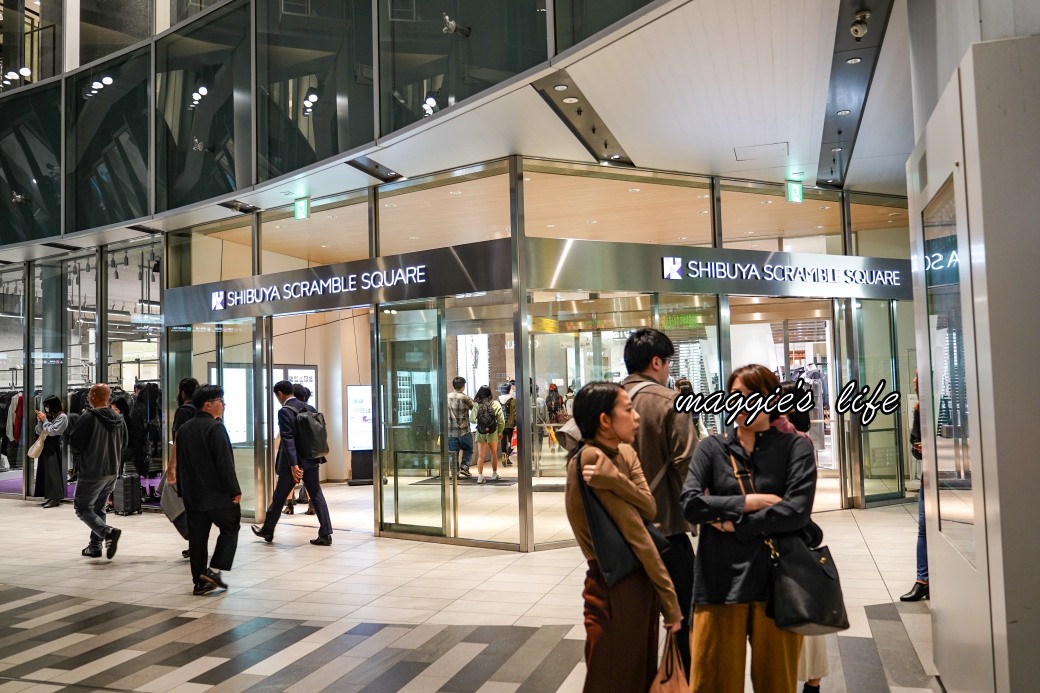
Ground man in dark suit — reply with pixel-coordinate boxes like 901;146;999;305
252;380;333;545
175;384;241;595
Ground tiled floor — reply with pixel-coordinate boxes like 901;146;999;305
0;498;940;692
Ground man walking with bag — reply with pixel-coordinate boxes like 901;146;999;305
622;328;697;673
252;380;333;545
175;385;241;595
69;384;128;560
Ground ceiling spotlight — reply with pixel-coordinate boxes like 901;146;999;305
846;57;862;65
815;225;824;229
123;251;129;266
836;109;850;116
820;206;831;210
5;72;17;80
699;210;709;214
138;268;144;280
553;84;568;92
610;154;621;160
449;190;462;195
92;81;103;89
678;236;688;240
546;224;555;228
114;268;119;279
101;76;113;85
109;256;117;269
19;67;31;77
192;91;201;100
831;147;842;152
408;236;419;240
198;86;208;96
562;97;579;104
827;179;835;183
384;203;397;208
586;220;597;224
2;79;10;85
628;188;640;193
761;200;773;205
889;212;901;216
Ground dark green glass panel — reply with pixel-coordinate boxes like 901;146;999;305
79;0;153;65
0;83;61;243
555;0;652;52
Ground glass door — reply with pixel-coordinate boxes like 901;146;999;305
377;302;446;536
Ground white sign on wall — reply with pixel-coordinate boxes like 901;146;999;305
347;385;373;451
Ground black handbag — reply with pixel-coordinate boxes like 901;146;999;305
728;452;849;635
574;445;671;587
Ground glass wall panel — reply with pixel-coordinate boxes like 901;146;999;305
257;0;374;181
106;240;161;391
524;162;712;245
526;291;717;543
0;267;26;495
30;259;64;500
850;193;910;259
721;182;842;254
167;216;252;288
67;48;150;232
378;164;509;255
378;0;546;134
169;0;224;27
260;190;369;271
0;0;61;91
79;0;153;65
0;83;61;242
64;255;97;392
555;0;653;53
156;0;251;212
921;177;975;564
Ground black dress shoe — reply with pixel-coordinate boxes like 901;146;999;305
199;568;227;590
900;582;929;601
283;502;294;515
193;582;216;596
182;549;191;559
251;525;274;543
310;535;332;546
43;499;61;508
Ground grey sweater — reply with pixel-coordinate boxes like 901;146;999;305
69;407;128;480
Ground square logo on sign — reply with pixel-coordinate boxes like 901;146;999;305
662;257;684;280
211;291;225;310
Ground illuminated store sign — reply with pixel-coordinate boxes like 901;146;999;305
662;257;901;287
165;239;512;326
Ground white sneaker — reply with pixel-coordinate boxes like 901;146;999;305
492;472;501;481
477;475;486;484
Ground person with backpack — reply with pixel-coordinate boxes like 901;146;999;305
470;385;504;484
165;377;199;559
284;383;317;516
252;380;333;545
545;383;565;453
498;382;516;466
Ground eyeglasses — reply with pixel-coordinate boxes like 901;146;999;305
210;398;225;405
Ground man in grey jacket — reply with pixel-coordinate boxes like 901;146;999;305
69;384;128;560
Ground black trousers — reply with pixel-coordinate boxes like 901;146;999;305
187;505;241;584
662;532;696;674
262;467;333;537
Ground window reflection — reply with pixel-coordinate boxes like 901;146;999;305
0;84;61;241
67;49;150;232
156;1;251;212
167;216;253;288
850;193;910;259
555;0;653;52
379;0;546;134
79;0;152;65
105;241;161;391
0;0;61;92
722;183;842;254
257;0;374;181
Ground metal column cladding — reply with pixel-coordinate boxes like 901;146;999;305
525;237;912;301
163;238;513;326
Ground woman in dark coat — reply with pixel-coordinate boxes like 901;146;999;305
34;395;68;508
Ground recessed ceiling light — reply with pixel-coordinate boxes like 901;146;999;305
546;224;555;228
586;220;597;224
320;244;328;248
610;154;621;160
198;86;208;96
820;206;831;210
329;215;337;219
523;177;531;181
384;203;397;208
887;220;894;223
408;236;419;240
553;84;568;92
761;200;773;204
449;190;462;195
836;109;851;116
831;147;842;152
275;226;281;229
792;171;804;176
699;210;709;214
699;194;709;199
747;231;755;236
562;97;579;104
888;212;901;216
628;188;640;193
751;244;758;248
847;57;862;64
827;179;835;183
91;81;103;89
678;236;688;240
101;76;113;85
815;225;824;229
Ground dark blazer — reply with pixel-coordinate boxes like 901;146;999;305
175;411;241;512
276;398;322;475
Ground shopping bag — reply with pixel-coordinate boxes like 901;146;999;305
510;428;517;449
28;434;46;459
648;632;687;693
547;426;559;447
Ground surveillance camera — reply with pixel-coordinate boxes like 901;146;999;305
850;11;871;41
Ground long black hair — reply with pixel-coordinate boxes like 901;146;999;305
42;395;64;419
572;381;624;442
474;385;494;403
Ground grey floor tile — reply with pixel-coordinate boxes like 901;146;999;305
513;638;584;693
838;635;890;693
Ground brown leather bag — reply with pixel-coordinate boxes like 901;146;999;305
648;632;687;693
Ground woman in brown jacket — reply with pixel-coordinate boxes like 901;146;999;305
565;381;682;692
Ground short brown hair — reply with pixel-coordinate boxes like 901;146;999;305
727;364;781;421
87;383;111;408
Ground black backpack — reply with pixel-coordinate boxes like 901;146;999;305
293;407;330;459
476;401;498;435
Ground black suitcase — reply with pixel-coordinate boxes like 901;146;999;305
113;474;142;515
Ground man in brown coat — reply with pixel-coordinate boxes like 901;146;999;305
622;327;697;672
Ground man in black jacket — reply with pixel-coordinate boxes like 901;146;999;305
69;384;128;560
175;385;242;595
252;380;333;545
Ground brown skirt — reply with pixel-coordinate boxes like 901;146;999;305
582;560;659;693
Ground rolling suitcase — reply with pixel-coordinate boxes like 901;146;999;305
113;473;142;515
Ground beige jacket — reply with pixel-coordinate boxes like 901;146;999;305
622;374;696;536
565;442;682;624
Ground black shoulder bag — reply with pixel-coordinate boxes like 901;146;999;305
728;451;850;635
573;445;671;587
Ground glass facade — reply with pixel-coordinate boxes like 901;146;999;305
555;0;653;53
257;0;374;181
0;83;60;241
79;0;153;65
850;193;911;259
260;190;369;269
156;0;251;212
67;48;150;232
377;0;546;134
722;182;843;254
0;0;62;92
167;215;253;288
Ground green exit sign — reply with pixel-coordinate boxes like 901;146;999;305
294;197;310;219
786;181;803;203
